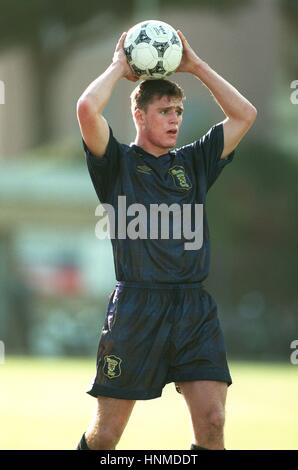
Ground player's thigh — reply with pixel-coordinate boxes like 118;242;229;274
92;396;136;432
176;380;227;424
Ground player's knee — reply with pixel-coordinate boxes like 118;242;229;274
194;406;225;437
205;408;225;433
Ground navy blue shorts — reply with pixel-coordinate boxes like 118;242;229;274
87;281;232;400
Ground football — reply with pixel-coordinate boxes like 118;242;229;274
124;20;183;80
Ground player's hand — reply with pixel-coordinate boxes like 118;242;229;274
175;30;203;74
113;32;139;82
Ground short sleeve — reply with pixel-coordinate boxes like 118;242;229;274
194;123;235;191
83;127;121;203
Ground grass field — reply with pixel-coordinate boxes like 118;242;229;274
0;357;297;450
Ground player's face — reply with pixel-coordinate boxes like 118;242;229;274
140;95;184;152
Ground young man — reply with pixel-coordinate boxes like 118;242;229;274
76;30;257;450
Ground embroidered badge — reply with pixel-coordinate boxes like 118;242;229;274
169;165;192;191
103;355;122;379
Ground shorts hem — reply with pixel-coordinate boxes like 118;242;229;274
87;383;163;400
168;367;232;387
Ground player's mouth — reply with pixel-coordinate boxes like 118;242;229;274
166;129;178;136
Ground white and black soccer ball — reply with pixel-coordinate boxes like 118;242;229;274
124;20;183;80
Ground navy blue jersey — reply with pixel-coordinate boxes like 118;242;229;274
83;123;234;283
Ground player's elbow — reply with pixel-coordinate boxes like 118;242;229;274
244;104;257;127
76;96;95;124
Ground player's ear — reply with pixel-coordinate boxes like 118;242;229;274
134;108;145;126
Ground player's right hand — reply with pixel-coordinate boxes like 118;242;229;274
175;30;202;75
113;32;139;82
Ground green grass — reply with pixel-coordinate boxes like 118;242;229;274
0;358;297;449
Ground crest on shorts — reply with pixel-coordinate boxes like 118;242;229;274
169;165;192;191
103;355;122;379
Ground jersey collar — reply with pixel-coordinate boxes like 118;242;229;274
130;144;176;159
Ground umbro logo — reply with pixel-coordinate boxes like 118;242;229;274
136;164;153;175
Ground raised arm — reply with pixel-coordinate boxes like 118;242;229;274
177;31;257;159
76;32;137;158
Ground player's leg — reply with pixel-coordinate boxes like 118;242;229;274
170;286;231;449
79;396;136;450
176;380;227;450
79;283;174;450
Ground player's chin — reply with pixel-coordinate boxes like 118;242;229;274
166;133;178;145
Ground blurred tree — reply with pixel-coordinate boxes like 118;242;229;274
161;0;251;11
0;0;136;45
279;0;298;76
0;0;134;144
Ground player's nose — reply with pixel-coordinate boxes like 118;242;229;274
169;111;179;123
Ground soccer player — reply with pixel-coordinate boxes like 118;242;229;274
76;30;257;450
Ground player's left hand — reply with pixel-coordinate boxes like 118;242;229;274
175;30;203;74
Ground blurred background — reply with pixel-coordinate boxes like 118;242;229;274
0;0;297;450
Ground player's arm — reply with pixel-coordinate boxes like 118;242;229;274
176;31;257;159
76;32;137;158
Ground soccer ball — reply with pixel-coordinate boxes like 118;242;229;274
124;20;183;80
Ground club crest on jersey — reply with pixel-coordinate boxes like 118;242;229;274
169;166;192;191
103;355;122;379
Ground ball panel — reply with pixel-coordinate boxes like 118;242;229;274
124;27;141;46
170;32;182;47
145;21;171;43
148;61;167;77
132;43;158;69
134;29;151;45
152;41;170;58
163;46;183;72
131;64;145;77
